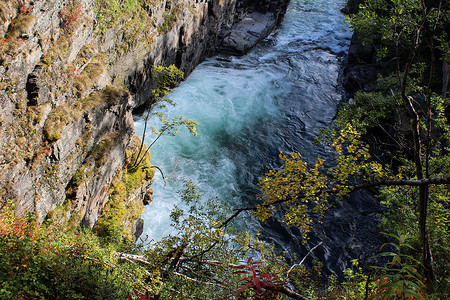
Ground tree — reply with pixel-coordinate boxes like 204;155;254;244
347;0;450;281
132;65;198;170
140;180;308;299
255;124;449;290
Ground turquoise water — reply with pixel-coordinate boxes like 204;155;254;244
135;0;354;268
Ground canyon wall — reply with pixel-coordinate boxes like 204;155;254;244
0;0;288;236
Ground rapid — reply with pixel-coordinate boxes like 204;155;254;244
135;0;383;275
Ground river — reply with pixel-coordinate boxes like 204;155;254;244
135;0;383;276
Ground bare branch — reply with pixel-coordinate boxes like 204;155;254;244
133;111;150;169
116;252;153;266
172;271;228;289
350;177;450;190
277;286;311;300
148;165;166;186
180;264;231;289
222;206;257;228
287;242;323;278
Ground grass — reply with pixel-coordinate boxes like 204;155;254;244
72;61;106;97
79;84;128;111
89;132;117;165
43;104;73;143
0;4;33;60
93;0;157;62
82;62;105;81
0;104;49;171
157;10;177;33
65;161;95;201
94;0;146;34
6;12;33;39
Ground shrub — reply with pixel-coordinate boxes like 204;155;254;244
157;11;177;33
0;201;149;299
43;105;72;143
59;1;82;32
6;5;34;39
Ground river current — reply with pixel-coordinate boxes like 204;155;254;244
135;0;383;275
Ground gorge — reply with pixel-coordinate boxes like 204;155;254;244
0;0;386;276
136;0;385;276
0;0;288;235
2;0;449;298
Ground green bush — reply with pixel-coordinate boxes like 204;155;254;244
157;11;177;33
0;201;149;299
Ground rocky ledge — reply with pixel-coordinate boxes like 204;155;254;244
221;0;289;55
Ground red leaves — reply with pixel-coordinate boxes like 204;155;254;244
128;290;160;300
59;3;82;30
33;141;52;160
232;258;286;299
18;5;31;16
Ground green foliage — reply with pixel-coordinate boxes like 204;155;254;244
0;201;150;299
94;0;138;33
337;75;400;133
256;124;392;241
372;229;426;299
158;10;177;33
132;65;198;169
94;0;153;35
94;137;153;242
152;65;184;100
0;201;50;299
339;259;373;299
344;0;450;291
285;260;328;299
149;65;198;138
378;174;450;294
324;230;426;300
141;181;293;299
348;0;431;60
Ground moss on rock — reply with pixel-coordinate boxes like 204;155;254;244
93;135;154;242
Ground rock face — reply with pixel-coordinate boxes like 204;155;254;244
221;0;289;55
0;0;288;232
342;34;389;95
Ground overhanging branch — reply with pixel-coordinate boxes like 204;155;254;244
350;177;450;190
220;177;450;227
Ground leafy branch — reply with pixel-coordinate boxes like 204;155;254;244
131;65;198;171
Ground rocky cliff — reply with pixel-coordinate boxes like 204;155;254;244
0;0;288;237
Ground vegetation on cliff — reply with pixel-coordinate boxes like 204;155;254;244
0;0;212;225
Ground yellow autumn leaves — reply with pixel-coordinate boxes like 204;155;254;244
255;124;397;242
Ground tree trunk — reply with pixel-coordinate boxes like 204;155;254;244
402;95;434;280
418;185;434;280
399;18;435;277
442;59;449;98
